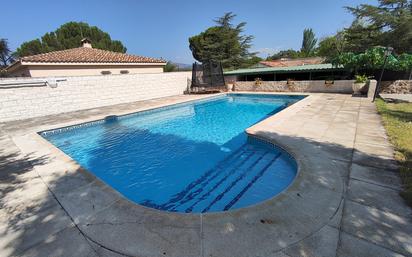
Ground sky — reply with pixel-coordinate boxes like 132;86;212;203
3;0;377;64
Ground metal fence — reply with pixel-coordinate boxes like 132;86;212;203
191;61;225;89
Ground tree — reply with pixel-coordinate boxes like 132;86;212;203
344;0;412;53
189;12;256;70
301;28;317;57
0;38;14;67
267;49;301;60
242;56;263;67
317;31;347;60
16;39;43;57
15;22;127;57
266;28;317;60
164;61;177;72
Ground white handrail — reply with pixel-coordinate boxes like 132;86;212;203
0;78;66;88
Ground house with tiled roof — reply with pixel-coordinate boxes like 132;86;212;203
6;39;167;77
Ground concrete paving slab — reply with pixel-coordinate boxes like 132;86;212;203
41;167;97;196
56;180;120;224
350;163;401;190
299;123;329;139
0;178;57;224
314;141;354;163
0;151;42;184
86;239;126;257
80;198;201;257
352;149;398;171
323;130;356;142
0;203;74;256
328;198;344;229
341;201;412;256
337;232;406;257
381;94;412;103
354;142;394;157
356;126;388;138
348;179;411;216
17;227;97;257
0;193;59;229
284;225;339;257
201;183;341;257
355;133;389;146
80;214;201;257
201;205;312;257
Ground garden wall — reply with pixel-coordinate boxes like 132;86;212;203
380;80;412;94
232;80;355;93
0;72;191;122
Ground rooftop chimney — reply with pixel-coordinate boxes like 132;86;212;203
81;38;92;48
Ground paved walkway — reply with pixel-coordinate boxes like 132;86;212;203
0;93;411;257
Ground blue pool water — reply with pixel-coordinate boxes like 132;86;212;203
41;94;304;213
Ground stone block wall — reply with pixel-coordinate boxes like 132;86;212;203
232;80;355;93
0;72;190;122
380;80;412;94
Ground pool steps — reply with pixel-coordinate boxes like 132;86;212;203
153;143;284;213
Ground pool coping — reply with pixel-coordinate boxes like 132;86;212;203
7;92;346;257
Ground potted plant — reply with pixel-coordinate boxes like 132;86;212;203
254;77;262;86
352;74;368;95
226;79;235;91
325;77;334;87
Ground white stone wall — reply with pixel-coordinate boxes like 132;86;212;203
0;72;191;122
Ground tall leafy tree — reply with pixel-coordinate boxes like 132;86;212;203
0;38;14;67
267;49;301;60
164;61;177;72
189;12;257;70
15;22;127;57
301;28;318;56
344;0;412;53
267;28;318;60
317;31;347;60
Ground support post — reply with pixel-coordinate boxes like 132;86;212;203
372;47;393;102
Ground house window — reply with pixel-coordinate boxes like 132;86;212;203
101;70;111;75
120;70;129;74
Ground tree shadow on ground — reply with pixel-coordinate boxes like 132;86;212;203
0;138;99;257
1;130;412;257
381;108;412;123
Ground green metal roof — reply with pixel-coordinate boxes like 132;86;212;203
224;63;344;76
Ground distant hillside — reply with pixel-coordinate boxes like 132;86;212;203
172;62;192;70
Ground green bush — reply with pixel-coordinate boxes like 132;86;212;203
332;47;412;73
354;74;368;83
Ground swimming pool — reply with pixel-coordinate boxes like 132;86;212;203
41;94;304;213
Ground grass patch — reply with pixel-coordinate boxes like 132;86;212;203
375;98;412;206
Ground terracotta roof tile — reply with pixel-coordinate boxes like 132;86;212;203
20;47;165;64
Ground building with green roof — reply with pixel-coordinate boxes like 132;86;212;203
224;63;348;81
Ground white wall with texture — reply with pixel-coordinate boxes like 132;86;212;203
0;72;190;122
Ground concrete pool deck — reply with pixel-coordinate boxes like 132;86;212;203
0;93;411;257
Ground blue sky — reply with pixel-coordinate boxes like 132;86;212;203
3;0;376;63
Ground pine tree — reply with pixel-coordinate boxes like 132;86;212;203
301;28;317;57
345;0;412;53
189;12;257;70
15;22;127;57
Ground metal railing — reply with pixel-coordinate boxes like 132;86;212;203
0;78;66;89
